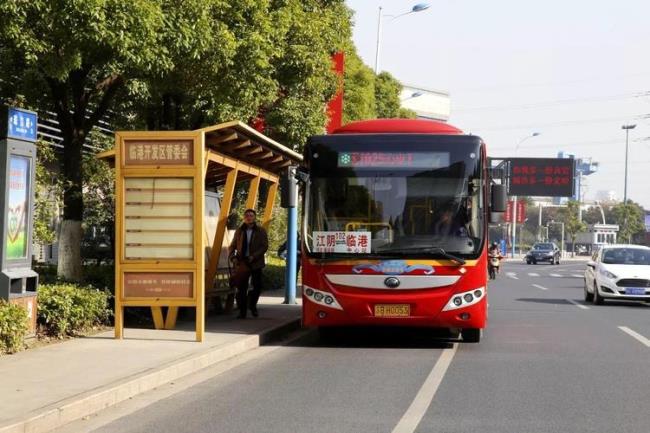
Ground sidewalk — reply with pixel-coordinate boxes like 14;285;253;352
0;294;301;433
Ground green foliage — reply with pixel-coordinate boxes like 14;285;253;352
83;131;115;231
124;0;352;150
343;47;377;124
38;284;111;338
343;49;414;123
34;141;62;245
375;72;416;119
0;300;29;354
262;256;287;291
610;201;645;243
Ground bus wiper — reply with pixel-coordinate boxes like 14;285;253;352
379;246;466;265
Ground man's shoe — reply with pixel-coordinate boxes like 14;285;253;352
250;308;259;318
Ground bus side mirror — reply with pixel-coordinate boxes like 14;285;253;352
280;166;298;208
491;184;507;213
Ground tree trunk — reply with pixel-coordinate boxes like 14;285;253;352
57;220;83;280
57;133;85;281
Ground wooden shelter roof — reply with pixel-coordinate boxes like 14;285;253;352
97;120;302;187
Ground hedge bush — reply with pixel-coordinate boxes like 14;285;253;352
0;300;28;354
38;283;111;338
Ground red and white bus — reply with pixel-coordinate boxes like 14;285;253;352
301;118;504;342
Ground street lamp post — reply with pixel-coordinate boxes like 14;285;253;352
622;124;636;243
622;124;636;206
511;132;541;258
375;3;430;74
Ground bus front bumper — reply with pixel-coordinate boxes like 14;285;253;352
302;285;487;329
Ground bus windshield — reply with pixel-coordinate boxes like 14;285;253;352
305;134;485;259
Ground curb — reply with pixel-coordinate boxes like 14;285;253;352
0;318;301;433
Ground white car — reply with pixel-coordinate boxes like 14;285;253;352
584;245;650;305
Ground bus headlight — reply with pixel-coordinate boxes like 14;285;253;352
303;285;343;310
443;287;485;311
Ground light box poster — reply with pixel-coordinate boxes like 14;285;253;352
7;156;29;259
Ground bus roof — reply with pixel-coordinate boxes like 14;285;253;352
332;118;462;135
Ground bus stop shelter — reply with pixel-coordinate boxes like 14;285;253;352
98;121;302;341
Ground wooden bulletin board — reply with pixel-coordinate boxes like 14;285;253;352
114;131;204;341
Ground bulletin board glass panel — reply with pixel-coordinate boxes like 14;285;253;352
124;178;194;260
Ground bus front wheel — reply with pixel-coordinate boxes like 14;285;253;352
461;328;482;343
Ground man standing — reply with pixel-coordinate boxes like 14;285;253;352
229;209;268;318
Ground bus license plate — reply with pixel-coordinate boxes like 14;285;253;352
374;304;410;317
625;288;646;295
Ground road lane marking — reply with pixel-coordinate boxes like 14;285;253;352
618;326;650;348
549;273;562;277
506;272;519;280
566;299;589;310
572;274;584;278
532;284;548;290
528;273;540;277
391;343;458;433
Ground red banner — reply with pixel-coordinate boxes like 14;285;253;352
503;200;526;223
517;201;526;223
504;200;513;222
326;51;345;133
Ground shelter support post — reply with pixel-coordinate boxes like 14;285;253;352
262;182;278;230
206;167;238;289
246;175;261;210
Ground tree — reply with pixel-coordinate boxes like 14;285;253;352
610;201;645;243
127;0;353;151
564;200;586;256
343;48;415;123
375;72;416;119
0;1;217;280
582;205;611;225
343;47;376;124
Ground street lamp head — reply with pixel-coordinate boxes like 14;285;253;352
412;3;430;13
411;91;424;98
622;124;637;130
532;132;541;137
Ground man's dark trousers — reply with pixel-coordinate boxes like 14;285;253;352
236;267;262;317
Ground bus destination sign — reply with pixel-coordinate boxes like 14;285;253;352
508;157;575;197
338;152;449;169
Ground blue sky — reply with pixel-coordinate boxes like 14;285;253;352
346;0;650;208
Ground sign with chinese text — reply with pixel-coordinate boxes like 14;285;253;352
124;140;193;166
312;231;371;254
5;108;37;142
123;272;193;298
7;156;30;259
337;152;449;169
508;158;575;197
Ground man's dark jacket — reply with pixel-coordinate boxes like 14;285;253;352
229;223;269;270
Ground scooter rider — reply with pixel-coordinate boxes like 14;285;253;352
488;242;502;279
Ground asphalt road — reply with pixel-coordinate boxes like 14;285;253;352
69;260;650;433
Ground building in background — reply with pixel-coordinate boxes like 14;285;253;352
400;84;451;121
